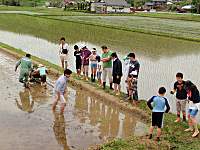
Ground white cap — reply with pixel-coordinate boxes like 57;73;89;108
38;64;44;67
130;70;138;76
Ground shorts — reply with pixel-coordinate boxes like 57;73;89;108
152;112;164;128
188;109;198;117
41;75;46;83
76;62;82;70
97;71;102;80
91;63;97;69
113;75;121;85
60;54;68;61
176;99;186;112
54;92;67;104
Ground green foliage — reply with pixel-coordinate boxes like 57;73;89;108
0;0;46;6
192;0;200;13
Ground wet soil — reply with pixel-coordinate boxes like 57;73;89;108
0;50;147;150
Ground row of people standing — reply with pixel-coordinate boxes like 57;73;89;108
72;44;140;104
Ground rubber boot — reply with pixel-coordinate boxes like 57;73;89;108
103;82;106;89
93;75;96;82
91;74;93;82
183;115;187;122
110;83;113;90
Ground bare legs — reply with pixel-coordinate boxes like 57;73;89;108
52;92;66;113
149;126;161;141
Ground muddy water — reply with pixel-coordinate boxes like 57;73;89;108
0;50;147;150
1;30;200;116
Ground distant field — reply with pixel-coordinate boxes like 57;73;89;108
0;5;200;21
46;15;200;41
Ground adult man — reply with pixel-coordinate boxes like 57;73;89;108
101;46;113;89
15;53;32;88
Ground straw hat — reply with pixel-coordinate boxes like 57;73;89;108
38;64;44;67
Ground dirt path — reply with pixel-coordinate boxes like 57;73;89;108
0;50;147;150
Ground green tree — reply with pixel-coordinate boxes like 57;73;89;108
192;0;200;13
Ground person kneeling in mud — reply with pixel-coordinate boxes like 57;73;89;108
37;64;48;87
15;53;32;88
184;81;200;137
147;87;170;141
52;69;72;113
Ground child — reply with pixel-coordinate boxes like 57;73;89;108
37;64;48;86
147;87;170;141
15;53;32;88
89;48;98;82
52;69;72;113
126;53;140;104
170;72;187;122
81;46;91;81
74;45;82;77
97;60;102;86
111;52;122;96
184;81;200;137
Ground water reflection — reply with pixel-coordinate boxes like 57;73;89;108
53;111;70;150
16;89;34;113
74;90;147;141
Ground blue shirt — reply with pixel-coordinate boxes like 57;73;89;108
54;75;68;95
38;67;46;76
147;96;170;113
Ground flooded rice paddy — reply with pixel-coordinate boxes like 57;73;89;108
0;50;147;150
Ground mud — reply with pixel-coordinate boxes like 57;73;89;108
0;50;147;150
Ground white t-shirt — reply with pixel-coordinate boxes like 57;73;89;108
59;43;69;54
189;101;199;110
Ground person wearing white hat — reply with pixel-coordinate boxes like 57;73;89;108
37;64;48;86
89;48;99;82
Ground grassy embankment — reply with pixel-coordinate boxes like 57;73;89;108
1;42;200;149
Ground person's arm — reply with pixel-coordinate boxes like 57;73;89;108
45;68;48;74
101;51;112;62
134;61;140;76
59;44;62;55
101;56;111;62
164;98;170;113
119;60;123;77
147;96;154;110
15;59;21;72
170;83;177;94
86;51;92;60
